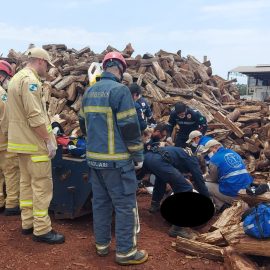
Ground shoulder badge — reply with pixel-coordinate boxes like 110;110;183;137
29;83;38;92
187;113;192;119
1;93;7;102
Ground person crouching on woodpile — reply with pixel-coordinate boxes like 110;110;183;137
166;102;208;148
202;139;253;213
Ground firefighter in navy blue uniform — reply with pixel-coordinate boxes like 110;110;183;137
80;52;148;266
143;145;210;238
167;102;207;148
128;83;147;131
137;96;155;125
203;139;253;211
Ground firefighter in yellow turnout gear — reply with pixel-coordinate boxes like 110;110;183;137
7;48;64;244
0;60;20;215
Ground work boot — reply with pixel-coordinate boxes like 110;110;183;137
32;230;65;244
96;246;110;257
116;250;148;265
4;206;21;216
22;227;34;235
148;201;160;213
168;225;197;239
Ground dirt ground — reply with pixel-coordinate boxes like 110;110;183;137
0;193;224;270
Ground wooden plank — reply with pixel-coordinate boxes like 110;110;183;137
152;61;166;81
214;111;244;138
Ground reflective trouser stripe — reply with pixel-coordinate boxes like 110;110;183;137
220;169;248;180
8;142;38;152
135;202;140;234
116;248;137;258
33;210;48;217
96;242;110;250
20;200;33;207
47;125;52;133
31;155;50;162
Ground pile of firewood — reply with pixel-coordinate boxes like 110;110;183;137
172;195;270;269
2;43;270;178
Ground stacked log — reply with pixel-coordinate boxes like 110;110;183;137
173;199;270;269
2;43;270;178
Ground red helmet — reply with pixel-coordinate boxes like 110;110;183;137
0;60;13;77
102;52;127;72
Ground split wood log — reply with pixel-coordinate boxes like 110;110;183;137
221;223;270;257
196;229;227;246
214;111;244;138
211;200;249;230
223;247;259;270
238;189;270;206
55;75;77;90
173;236;224;261
227;109;240;122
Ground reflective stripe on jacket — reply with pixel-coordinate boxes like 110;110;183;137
209;147;253;196
7;68;56;155
81;72;143;168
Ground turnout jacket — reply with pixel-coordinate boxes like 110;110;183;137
0;86;8;151
80;72;143;169
7;68;56;159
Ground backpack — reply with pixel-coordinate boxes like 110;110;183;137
242;203;270;239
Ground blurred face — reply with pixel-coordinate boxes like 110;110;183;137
37;59;48;77
177;111;186;118
0;74;11;90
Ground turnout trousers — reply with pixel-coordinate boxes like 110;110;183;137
0;150;20;208
90;163;139;258
18;154;52;236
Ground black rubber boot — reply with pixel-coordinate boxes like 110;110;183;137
33;230;65;244
148;201;160;213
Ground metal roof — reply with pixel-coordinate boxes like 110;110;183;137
230;65;270;74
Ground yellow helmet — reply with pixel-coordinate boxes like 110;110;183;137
88;62;103;86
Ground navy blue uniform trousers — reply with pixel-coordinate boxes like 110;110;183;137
144;154;193;202
90;163;139;256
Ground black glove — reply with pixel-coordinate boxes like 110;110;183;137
246;183;269;196
148;117;156;125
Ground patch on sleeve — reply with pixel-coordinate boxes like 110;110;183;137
29;83;38;92
1;93;7;102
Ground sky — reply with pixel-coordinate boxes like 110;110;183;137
1;0;269;83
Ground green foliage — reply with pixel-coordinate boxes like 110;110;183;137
236;83;248;95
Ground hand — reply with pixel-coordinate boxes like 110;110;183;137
134;161;143;170
46;139;57;159
166;137;173;144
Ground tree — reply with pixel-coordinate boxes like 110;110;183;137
236;84;248;95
